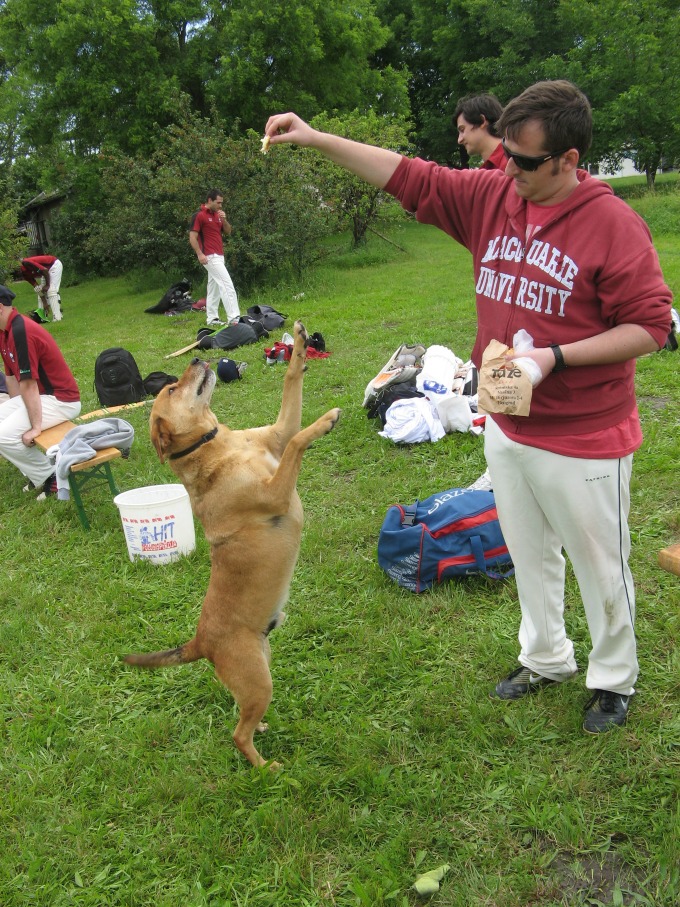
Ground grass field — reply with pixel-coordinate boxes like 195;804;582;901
1;213;678;907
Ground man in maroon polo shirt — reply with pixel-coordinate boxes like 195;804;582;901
0;285;80;494
189;189;241;327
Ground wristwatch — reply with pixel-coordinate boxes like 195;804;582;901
550;344;567;373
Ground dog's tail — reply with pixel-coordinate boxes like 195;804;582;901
123;637;202;668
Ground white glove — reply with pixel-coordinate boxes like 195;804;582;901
34;285;42;294
511;329;543;387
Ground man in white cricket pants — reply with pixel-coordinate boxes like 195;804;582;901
189;189;240;327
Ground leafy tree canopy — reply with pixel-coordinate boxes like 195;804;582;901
558;0;680;185
310;109;413;246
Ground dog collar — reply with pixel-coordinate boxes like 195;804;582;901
169;426;218;460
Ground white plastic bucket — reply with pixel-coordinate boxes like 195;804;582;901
114;484;196;564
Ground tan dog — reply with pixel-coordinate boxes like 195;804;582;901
123;321;340;769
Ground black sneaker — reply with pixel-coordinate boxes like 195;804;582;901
40;473;58;497
491;666;557;700
583;690;631;734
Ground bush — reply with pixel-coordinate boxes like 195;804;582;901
52;110;335;293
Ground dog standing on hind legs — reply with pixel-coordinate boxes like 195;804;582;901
123;321;340;770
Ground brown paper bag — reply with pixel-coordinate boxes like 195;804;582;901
477;339;533;416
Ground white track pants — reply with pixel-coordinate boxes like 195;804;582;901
0;395;81;485
46;260;63;321
204;254;239;323
484;417;638;695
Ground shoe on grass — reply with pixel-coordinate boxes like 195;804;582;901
491;666;557;700
36;473;58;501
208;319;225;327
583;690;631;734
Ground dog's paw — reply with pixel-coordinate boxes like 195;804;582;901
294;320;309;347
320;407;341;435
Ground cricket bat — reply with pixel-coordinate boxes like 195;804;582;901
164;338;204;359
77;401;149;421
164;326;217;359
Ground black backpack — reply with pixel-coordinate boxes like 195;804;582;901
94;347;146;406
238;315;269;339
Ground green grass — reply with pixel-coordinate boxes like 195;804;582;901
604;172;679;198
1;216;678;907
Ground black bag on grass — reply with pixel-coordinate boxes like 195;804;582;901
198;322;259;350
94;347;145;406
145;279;193;314
246;304;287;331
238;315;269;339
143;371;178;396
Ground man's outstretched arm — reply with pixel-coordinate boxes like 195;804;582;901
264;113;402;189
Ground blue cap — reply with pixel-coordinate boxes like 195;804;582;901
216;358;241;382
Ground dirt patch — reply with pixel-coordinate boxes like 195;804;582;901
536;846;660;905
521;833;657;905
638;395;671;411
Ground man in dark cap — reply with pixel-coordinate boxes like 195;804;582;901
0;285;80;494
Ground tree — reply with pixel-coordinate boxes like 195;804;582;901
202;0;410;130
0;186;28;282
0;0;412;210
559;0;680;186
310;109;413;247
0;0;195;163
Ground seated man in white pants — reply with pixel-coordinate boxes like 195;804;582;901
0;285;81;496
189;189;240;327
20;254;64;321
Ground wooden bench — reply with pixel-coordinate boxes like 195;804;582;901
658;544;680;577
35;421;123;531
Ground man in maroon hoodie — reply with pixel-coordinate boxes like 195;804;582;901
265;81;672;734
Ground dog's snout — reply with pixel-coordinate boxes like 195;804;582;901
190;357;201;365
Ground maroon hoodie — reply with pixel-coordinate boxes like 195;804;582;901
385;159;672;439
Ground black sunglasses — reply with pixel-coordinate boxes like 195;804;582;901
501;140;570;172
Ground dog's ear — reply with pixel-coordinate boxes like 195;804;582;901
150;415;173;463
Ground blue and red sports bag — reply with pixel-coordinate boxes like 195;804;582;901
377;488;514;593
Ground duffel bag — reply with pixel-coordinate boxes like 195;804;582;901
378;487;513;593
